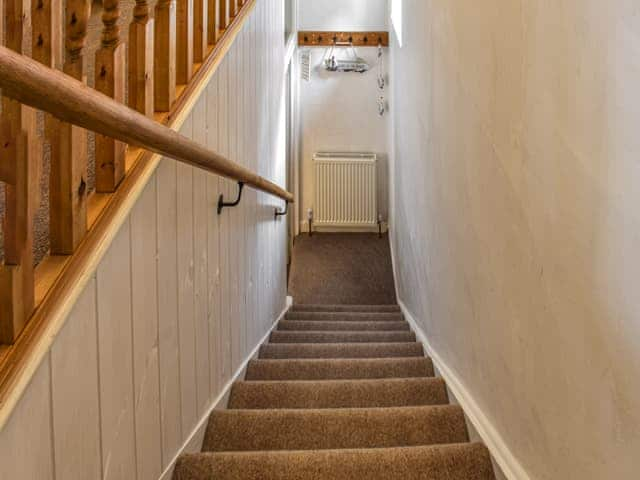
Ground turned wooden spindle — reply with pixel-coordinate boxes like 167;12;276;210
48;0;90;257
194;0;208;62
229;0;237;18
95;0;127;192
219;0;228;31
176;0;194;84
207;0;220;44
154;0;177;111
0;0;42;343
129;0;154;116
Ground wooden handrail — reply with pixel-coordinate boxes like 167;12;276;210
0;45;294;204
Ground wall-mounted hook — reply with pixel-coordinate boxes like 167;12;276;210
274;201;289;220
217;182;244;215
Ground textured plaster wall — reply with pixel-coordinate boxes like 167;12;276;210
389;1;640;479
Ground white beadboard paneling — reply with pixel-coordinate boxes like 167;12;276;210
50;277;102;480
192;95;211;416
0;2;289;476
96;220;137;480
0;357;54;479
217;57;233;386
156;158;183;466
205;74;222;400
177;116;198;435
130;178;163;480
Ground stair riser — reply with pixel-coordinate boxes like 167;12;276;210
291;304;402;313
270;331;416;343
259;342;424;359
278;320;410;331
245;358;435;381
228;378;449;409
286;312;404;322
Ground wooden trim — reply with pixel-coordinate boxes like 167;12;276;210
0;0;273;431
298;31;389;47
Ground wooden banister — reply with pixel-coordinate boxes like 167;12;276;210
0;44;294;203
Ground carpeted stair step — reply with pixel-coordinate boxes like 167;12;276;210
290;304;402;313
270;331;416;344
278;320;410;331
259;342;424;359
174;443;495;480
286;311;404;322
203;405;468;452
245;357;435;381
228;377;448;409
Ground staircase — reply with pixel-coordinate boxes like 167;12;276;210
174;304;496;479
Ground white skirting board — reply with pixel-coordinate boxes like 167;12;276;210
159;296;293;480
388;236;526;480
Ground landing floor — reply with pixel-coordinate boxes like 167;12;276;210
288;233;397;305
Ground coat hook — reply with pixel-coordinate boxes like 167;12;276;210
217;182;245;215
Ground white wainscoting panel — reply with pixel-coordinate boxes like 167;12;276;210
0;1;288;478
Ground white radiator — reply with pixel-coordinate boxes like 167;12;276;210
314;153;378;228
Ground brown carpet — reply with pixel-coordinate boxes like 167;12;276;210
288;233;397;305
173;305;495;480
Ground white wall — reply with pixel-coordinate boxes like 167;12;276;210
389;1;640;479
297;0;390;230
0;1;289;478
298;0;388;31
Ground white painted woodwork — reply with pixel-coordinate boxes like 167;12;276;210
96;219;137;480
156;157;183;466
0;1;288;478
130;179;163;480
176;116;198;437
0;358;54;479
50;278;102;480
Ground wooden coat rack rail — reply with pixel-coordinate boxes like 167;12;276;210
298;31;389;47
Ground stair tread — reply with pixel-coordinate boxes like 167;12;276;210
286;311;404;321
228;377;448;409
245;357;435;380
270;331;416;343
175;443;494;480
291;304;402;313
259;342;424;359
203;405;468;452
278;320;410;331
